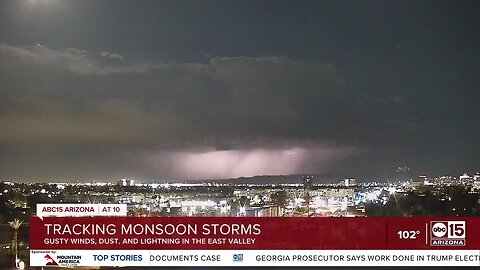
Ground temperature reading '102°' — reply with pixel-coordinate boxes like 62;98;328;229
397;230;420;239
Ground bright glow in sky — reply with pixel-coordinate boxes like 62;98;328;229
143;146;359;180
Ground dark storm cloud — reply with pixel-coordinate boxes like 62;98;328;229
0;43;361;144
0;43;372;180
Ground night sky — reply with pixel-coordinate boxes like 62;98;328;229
0;0;479;181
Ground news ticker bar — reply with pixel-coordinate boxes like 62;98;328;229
30;217;480;250
30;249;480;267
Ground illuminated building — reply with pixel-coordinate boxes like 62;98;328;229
339;178;357;187
435;176;453;185
418;175;428;184
459;173;473;183
118;178;135;187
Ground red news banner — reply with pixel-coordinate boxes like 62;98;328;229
30;217;480;250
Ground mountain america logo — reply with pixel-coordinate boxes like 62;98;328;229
44;254;59;266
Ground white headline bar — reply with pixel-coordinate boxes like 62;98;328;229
36;204;127;219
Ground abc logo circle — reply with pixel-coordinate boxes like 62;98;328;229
432;223;447;237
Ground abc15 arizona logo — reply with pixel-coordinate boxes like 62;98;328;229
430;221;466;246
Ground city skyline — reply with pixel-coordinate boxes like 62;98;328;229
0;0;479;181
2;169;479;185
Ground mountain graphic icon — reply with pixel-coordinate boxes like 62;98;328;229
44;254;59;266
